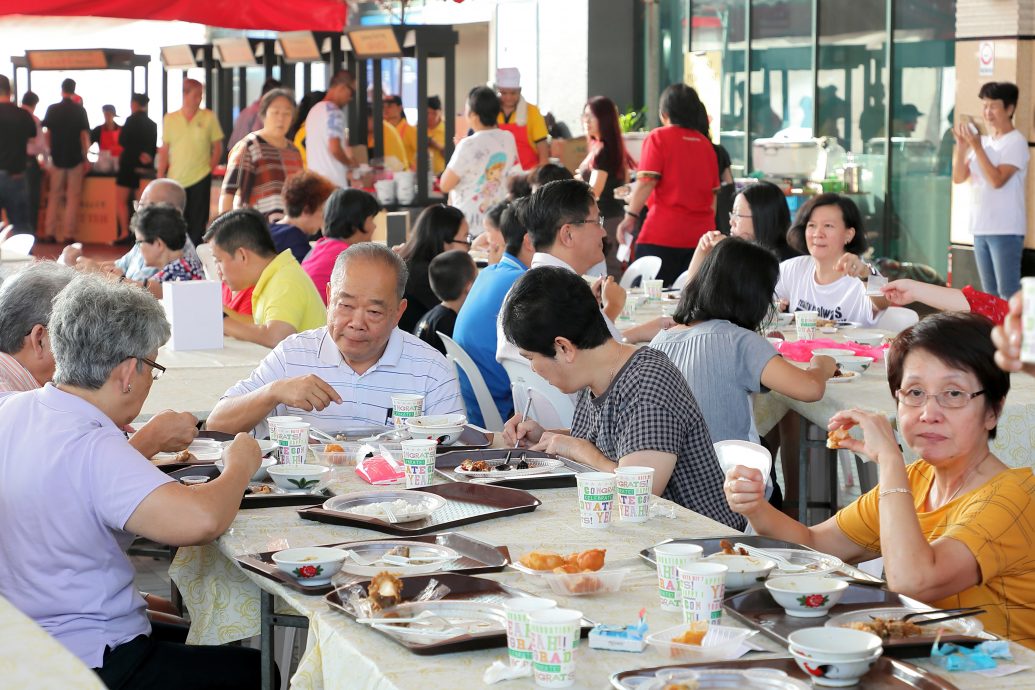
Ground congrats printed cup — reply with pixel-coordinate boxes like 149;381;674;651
400;438;437;488
678;562;728;625
575;472;616;529
275;421;310;464
391;394;425;429
503;597;556;668
615;466;654;523
795;310;818;341
654;543;703;611
645;279;664;301
266;415;302;444
1022;277;1035;364
528;607;583;688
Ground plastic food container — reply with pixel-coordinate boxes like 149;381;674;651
511;562;629;596
309;442;404;467
645;622;756;661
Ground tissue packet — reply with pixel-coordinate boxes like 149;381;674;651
354;445;405;484
589;610;648;652
931;640;1012;672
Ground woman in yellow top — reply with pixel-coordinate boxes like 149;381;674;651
726;311;1035;649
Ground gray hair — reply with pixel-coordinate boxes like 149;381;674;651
0;261;76;354
330;243;408;302
50;275;171;390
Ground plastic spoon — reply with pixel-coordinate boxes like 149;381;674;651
733;543;808;572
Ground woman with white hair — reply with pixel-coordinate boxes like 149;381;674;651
0;275;263;688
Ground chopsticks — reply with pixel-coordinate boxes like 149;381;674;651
905;607;986;626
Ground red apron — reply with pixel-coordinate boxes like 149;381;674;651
498;119;538;171
99;127;123;158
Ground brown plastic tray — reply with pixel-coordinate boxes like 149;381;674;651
610;657;959;689
315;425;492;452
168;464;334;509
236;532;512;595
435;449;595;489
724;584;988;658
640;535;884;585
324;572;593;655
297;482;542;536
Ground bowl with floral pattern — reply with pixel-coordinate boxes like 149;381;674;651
266;464;331;493
765;576;848;618
271;547;348;586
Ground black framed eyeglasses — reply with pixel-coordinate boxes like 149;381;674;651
450;234;475;247
569;217;605;228
137;355;166;381
895;388;984;409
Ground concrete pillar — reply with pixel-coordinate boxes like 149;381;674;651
953;0;1035;247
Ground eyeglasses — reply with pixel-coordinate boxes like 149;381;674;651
134;237;154;246
895;388;985;409
137;355;166;381
569;217;605;228
729;212;752;222
449;234;474;247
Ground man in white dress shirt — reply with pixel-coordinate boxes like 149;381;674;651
207;243;463;436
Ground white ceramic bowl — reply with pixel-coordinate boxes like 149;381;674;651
788;627;883;660
836;355;874;373
703;553;776;591
850;331;884;347
271;546;348;585
776;312;794;327
214;455;277;482
812;348;855;361
789;647;883;687
406;414;467;428
404;414;467;445
266;464;331;492
764;576;848;618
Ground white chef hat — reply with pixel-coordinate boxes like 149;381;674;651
495;67;521;89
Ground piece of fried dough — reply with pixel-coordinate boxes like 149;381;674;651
827;426;850;449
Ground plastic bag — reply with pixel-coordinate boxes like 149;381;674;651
355;444;405;484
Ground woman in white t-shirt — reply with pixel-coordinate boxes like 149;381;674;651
775;193;886;327
952;81;1029;299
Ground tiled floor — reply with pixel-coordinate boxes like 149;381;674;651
131;553;174;601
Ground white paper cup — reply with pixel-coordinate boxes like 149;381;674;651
654;543;703;611
713;440;772;482
795;310;818;341
504;597;556;668
528;607;582;688
615;466;654;523
275;421;310;464
645;279;664;300
394;171;416;204
391;394;425;429
400;438;436;488
575;472;616;529
374;179;395;205
679;562;728;625
1022;277;1035;363
266;415;302;443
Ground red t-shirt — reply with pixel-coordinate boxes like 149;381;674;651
636;125;719;249
222;284;254;316
962;284;1009;325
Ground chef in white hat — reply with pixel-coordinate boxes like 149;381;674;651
494;67;550;171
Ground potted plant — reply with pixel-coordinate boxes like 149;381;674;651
620;106;649;165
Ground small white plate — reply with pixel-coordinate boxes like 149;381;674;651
825;606;985;638
453;457;564;477
152;438;224;464
827;371;859;383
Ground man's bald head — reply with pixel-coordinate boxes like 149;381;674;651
140;179;187;213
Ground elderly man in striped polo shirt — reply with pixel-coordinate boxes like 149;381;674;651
206;243;464;436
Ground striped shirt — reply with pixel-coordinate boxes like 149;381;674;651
0;353;38;393
221;133;304;222
221;327;464;436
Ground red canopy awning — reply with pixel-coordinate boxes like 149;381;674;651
2;0;348;31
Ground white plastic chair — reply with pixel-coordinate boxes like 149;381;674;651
195;242;220;281
875;306;919;334
0;233;35;257
671;269;691;291
619;255;663;289
437;332;505;431
501;358;575;429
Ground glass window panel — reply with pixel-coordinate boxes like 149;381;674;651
691;0;748;174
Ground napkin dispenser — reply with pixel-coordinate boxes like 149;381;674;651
163;280;224;351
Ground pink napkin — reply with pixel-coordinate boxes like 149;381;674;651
355;454;405;485
775;338;888;364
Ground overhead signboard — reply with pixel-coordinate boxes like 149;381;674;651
161;45;197;70
278;31;322;63
27;49;107;70
347;27;403;58
214;38;256;68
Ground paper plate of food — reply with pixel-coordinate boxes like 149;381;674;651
152;438;224;465
825;606;984;639
336;540;460;577
453;456;564;477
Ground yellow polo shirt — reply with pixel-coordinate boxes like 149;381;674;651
252;250;327;332
836;461;1035;649
497;101;549;147
162;109;224;188
394;119;418;171
429;120;446;175
367;121;409;171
